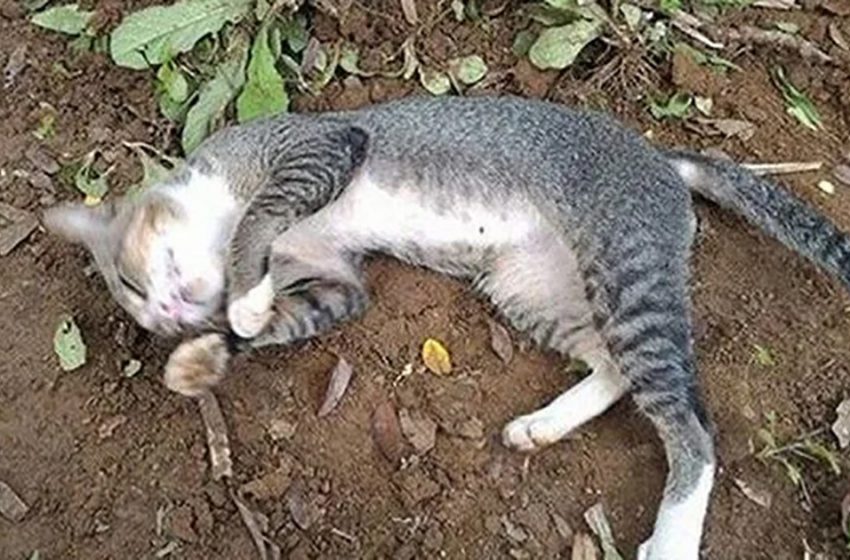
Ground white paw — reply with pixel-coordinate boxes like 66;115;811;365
501;413;565;451
164;334;230;397
228;275;274;338
637;539;651;560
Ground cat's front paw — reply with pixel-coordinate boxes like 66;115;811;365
228;274;275;338
164;333;230;397
501;413;564;451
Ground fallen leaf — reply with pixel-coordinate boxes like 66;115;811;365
841;489;850;536
53;315;86;371
0;481;29;522
773;66;822;131
287;480;325;530
74;150;110;205
398;408;437;454
0;202;37;257
371;400;404;464
31;4;94;35
318;357;354;417
109;0;252;69
4;44;27;89
694;95;713;116
455;416;485;439
818;180;836;195
528;19;603;70
571;532;599;560
232;491;278;560
449;54;488;86
422;338;452;375
583;503;623;560
829;22;849;51
832;398;850;448
418;66;451;96
487;319;513;364
823;0;850;15
197;391;232;480
400;0;418;25
268;418;297;440
502;515;528;543
733;477;773;508
236;23;288;123
551;511;573;541
833;164;850;187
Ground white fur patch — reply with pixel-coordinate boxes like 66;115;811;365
672;159;700;186
315;172;539;251
228;274;275;338
638;464;715;560
502;359;630;451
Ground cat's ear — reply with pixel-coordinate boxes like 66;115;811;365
42;201;118;244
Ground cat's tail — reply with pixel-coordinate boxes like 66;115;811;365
665;149;850;290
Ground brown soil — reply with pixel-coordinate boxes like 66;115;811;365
3;1;850;559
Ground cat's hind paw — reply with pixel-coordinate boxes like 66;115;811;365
228;274;275;338
164;333;230;397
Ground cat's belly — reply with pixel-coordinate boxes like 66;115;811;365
320;171;547;275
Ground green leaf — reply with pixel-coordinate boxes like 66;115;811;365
31;4;94;36
649;92;692;120
53;315;86;371
773;67;822;131
450;54;487;85
418;66;451;95
22;0;50;12
451;0;465;20
182;34;249;153
528;19;602;70
157;62;190;103
774;21;799;34
752;343;776;366
339;43;374;77
512;30;536;57
236;24;287;123
74;151;110;205
280;14;309;53
619;3;642;31
109;0;252;70
659;0;682;13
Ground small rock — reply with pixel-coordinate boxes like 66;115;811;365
38;193;56;207
28;171;54;193
287;481;325;531
502;515;528;543
398;408;437;454
551;512;573;542
732;477;773;508
832;398;850;448
455;416;484;440
422;524;444;551
268;418;297;441
484;514;502;535
167;505;198;543
509;549;531;560
393;542;417;560
397;469;441;508
240;461;293;501
371;400;405;464
0;202;37;257
190;496;214;535
98;414;127;440
515;502;551;540
818;180;836;195
0;481;28;522
24;145;59;175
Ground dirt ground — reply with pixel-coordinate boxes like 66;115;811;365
3;1;850;558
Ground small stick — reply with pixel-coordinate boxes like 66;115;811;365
713;25;833;65
197;391;232;480
741;161;824;176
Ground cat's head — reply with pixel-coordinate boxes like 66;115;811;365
43;192;225;336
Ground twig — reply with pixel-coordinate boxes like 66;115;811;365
741;161;823;176
672;12;725;50
197;391;232;480
712;25;833;65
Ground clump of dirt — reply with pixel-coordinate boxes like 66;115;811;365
2;1;850;559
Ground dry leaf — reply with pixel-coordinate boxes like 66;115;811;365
0;481;28;522
696;117;755;141
583;503;623;560
833;164;850;188
829;22;850;51
422;338;452;375
287;480;325;530
318;357;354;417
398;408;437;454
551;512;574;541
400;0;418;25
571;532;599;560
841;489;850;536
733;477;773;508
240;462;293;501
818;180;836;195
832;398;850;448
487;319;513;364
232;492;278;560
371;400;405;464
197;391;232;480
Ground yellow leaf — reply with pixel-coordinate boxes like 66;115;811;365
422;338;452;375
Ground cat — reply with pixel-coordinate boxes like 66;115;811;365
44;95;850;560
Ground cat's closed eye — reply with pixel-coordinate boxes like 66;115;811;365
117;272;147;300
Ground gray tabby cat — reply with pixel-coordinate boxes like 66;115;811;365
44;95;850;559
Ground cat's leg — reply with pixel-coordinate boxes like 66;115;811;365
231;226;369;346
502;345;629;450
